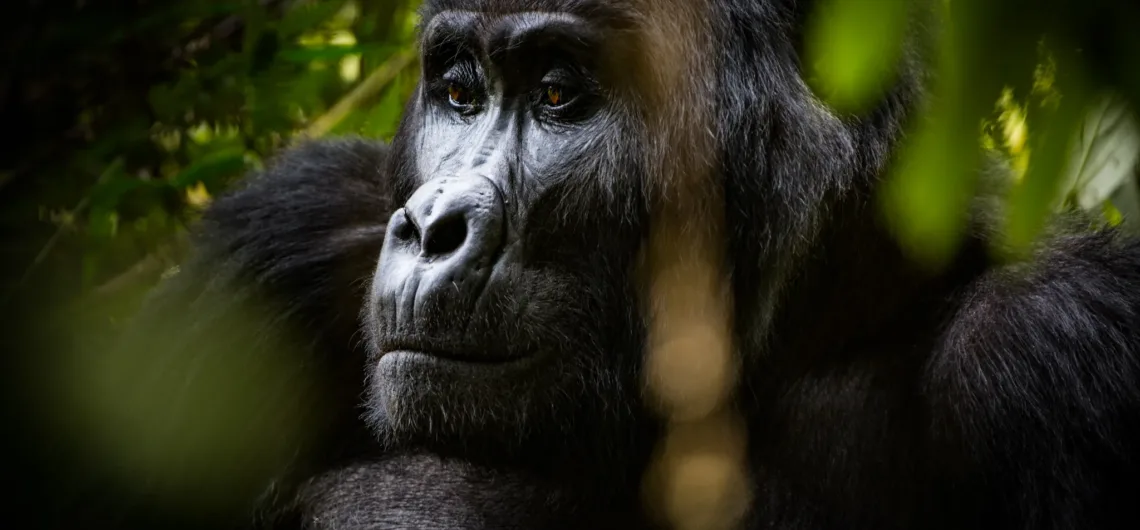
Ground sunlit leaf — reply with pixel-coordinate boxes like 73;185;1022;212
1103;200;1124;227
184;181;213;209
1109;175;1140;232
329;30;357;47
188;122;214;144
152;127;182;153
1002;90;1089;253
278;44;395;62
340;54;362;82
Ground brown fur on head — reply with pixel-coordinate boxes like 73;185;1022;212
629;2;748;529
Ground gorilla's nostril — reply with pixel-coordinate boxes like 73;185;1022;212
422;215;468;256
393;210;419;242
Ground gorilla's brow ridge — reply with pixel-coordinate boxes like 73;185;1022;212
421;11;608;83
422;0;637;26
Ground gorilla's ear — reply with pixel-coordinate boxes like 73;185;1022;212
101;138;393;525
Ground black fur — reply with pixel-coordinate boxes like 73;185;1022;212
112;1;1140;529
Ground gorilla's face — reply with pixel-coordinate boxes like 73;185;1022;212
365;3;650;459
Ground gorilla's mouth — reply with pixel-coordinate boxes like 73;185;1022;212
380;350;529;369
377;338;529;365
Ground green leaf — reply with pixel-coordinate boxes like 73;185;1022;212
278;44;397;62
1061;95;1140;212
88;207;120;240
1002;92;1087;254
804;0;910;113
278;0;350;38
90;177;144;211
881;92;986;270
1102;200;1124;227
169;148;248;189
1108;172;1140;233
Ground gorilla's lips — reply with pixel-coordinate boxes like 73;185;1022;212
376;336;527;365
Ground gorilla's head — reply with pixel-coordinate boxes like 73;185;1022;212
366;0;650;464
364;0;925;483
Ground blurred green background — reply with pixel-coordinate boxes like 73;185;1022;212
2;0;1140;523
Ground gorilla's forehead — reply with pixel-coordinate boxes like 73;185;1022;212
420;0;638;26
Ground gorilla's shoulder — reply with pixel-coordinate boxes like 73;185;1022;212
248;137;390;188
957;229;1140;348
146;137;392;331
930;228;1140;437
193;137;392;266
206;137;389;224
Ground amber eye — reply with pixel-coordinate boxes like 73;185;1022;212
543;86;565;107
447;83;473;107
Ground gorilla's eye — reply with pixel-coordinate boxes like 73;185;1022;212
539;83;581;110
447;82;475;109
433;61;482;114
543;86;565;107
535;67;595;121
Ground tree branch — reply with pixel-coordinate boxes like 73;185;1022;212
303;48;417;138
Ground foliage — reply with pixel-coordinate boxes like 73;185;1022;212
1;0;421;317
806;0;1140;267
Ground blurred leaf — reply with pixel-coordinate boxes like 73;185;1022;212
116;2;245;40
1062;95;1140;211
90;178;145;212
881;107;981;268
170;148;247;189
62;296;323;509
305;47;417;137
1102;200;1124;227
278;0;350;38
250;30;281;74
88;208;120;240
1109;172;1140;232
804;0;910;113
1002;85;1090;254
184;181;213;210
343;65;417;139
278;43;396;62
88;160;134;211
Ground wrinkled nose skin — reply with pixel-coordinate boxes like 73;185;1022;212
372;176;506;338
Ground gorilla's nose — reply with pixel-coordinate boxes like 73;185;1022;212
394;176;504;262
373;176;505;332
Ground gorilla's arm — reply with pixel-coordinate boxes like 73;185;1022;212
114;139;588;529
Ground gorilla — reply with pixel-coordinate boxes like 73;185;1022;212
107;0;1140;528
